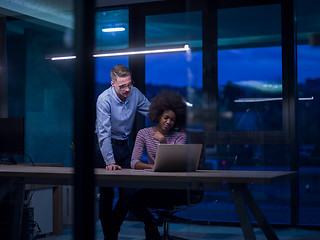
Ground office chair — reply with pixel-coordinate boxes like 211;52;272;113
152;129;207;240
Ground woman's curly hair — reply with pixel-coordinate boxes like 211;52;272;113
148;90;187;129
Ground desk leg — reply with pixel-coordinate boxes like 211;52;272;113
230;183;279;240
53;186;63;235
240;183;279;240
230;183;256;240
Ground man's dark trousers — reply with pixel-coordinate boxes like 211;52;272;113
96;140;134;240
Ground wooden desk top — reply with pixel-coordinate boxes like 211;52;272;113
0;165;297;189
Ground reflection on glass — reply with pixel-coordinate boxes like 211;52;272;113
95;9;129;51
186;143;291;224
297;0;320;225
94;9;129;102
145;10;203;129
145;51;202;128
297;45;320;225
5;3;76;166
146;11;202;48
217;4;282;131
218;47;282;131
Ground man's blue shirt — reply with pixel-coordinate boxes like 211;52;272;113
96;86;150;165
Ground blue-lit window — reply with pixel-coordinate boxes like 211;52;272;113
145;51;202;99
94;9;129;99
145;50;202;128
95;9;129;51
94;57;129;100
145;11;202;129
212;3;292;225
217;4;282;132
218;47;282;131
297;1;320;224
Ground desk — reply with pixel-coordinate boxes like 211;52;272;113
0;165;296;240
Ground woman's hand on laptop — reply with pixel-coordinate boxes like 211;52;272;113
105;163;122;171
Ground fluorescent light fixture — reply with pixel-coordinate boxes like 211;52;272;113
234;96;314;103
46;44;190;61
102;27;126;32
234;98;282;103
299;97;314;101
50;56;76;61
93;44;190;58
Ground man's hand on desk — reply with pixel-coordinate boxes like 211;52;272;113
106;164;122;171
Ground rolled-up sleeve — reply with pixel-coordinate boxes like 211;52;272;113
96;96;115;165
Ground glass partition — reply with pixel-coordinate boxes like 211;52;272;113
210;3;291;224
177;180;291;224
95;9;129;51
146;11;202;48
176;142;291;223
4;1;75;166
217;4;282;131
296;0;320;225
145;11;203;129
4;0;320;234
94;9;129;99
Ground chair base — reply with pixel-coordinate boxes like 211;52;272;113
161;219;188;240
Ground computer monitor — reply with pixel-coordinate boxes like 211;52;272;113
0;117;25;164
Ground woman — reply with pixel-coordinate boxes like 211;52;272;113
130;90;188;240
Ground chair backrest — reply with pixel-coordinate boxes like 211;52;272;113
186;129;206;170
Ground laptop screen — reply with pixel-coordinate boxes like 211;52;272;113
153;144;202;172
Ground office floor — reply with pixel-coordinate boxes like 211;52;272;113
42;220;320;240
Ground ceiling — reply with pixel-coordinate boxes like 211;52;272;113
0;0;162;29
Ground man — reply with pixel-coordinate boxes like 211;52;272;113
95;64;150;240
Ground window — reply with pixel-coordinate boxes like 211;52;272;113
145;11;203;129
297;0;320;225
95;56;129;100
95;9;129;51
217;5;282;131
94;9;129;100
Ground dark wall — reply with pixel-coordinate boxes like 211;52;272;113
7;35;26;117
7;27;75;166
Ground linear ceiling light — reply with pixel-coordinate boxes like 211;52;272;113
50;56;76;61
46;44;190;61
234;96;314;103
102;27;126;32
94;44;190;58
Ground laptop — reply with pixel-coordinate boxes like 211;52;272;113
151;144;202;172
